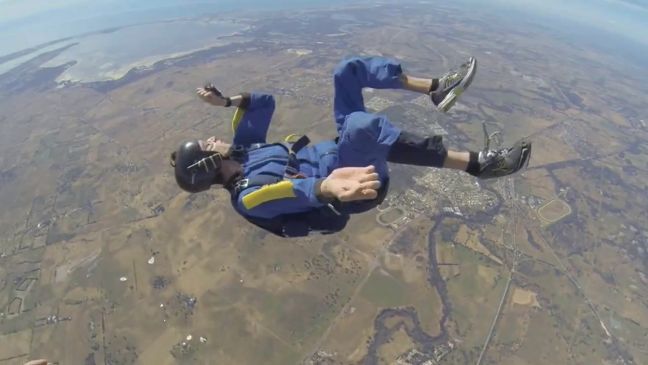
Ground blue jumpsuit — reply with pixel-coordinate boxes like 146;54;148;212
232;57;404;221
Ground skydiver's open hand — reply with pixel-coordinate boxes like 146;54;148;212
320;165;381;202
196;84;229;106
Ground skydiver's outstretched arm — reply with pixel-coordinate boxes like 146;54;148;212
196;85;276;145
196;85;248;108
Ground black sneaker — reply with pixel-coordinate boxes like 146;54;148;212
430;56;477;113
476;139;532;179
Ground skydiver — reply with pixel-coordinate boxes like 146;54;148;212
170;56;531;236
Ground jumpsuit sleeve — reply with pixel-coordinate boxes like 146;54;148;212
236;177;328;219
232;93;275;146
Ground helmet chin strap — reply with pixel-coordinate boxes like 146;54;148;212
187;152;222;172
187;153;222;185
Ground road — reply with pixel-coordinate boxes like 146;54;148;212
475;177;519;365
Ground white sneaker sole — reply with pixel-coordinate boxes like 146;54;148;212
437;57;477;113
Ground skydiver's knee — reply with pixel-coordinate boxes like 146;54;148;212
334;57;363;79
343;113;382;143
349;112;381;129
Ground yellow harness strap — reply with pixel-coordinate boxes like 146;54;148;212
231;107;246;133
284;134;301;143
241;180;296;209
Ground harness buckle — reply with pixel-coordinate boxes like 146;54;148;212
233;178;249;194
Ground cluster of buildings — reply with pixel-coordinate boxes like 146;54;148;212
518;194;545;211
396;343;455;365
306;350;337;364
414;170;498;213
378;168;499;234
34;314;72;327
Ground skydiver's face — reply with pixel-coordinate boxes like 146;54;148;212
199;136;231;156
198;137;242;186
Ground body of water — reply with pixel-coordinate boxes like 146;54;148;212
0;0;367;56
39;19;247;82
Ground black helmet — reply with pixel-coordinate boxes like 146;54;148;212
172;140;222;193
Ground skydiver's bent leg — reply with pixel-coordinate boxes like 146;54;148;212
386;131;448;168
443;151;471;170
334;57;527;180
399;56;477;112
386;130;532;179
336;107;473;176
385;130;473;171
332;56;477;129
332;57;446;128
333;57;405;132
400;75;434;94
338;112;400;180
338;111;530;185
386;129;481;171
336;111;400;213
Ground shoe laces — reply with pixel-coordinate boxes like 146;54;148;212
480;123;511;168
441;60;470;88
485;148;513;167
440;70;463;90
